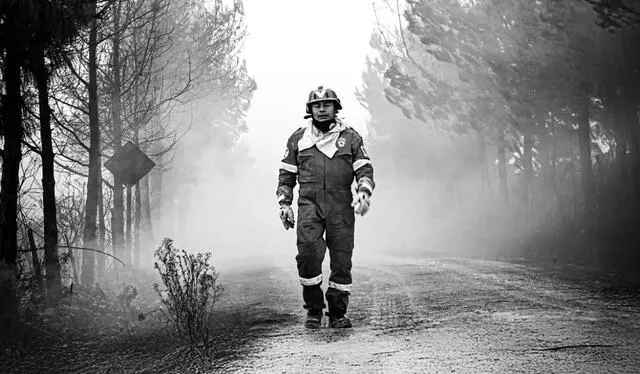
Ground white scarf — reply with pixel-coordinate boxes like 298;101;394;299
297;118;349;159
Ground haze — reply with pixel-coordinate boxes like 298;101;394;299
155;1;523;273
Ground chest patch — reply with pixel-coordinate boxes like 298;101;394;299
336;137;347;148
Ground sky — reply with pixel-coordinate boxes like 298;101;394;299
241;0;377;174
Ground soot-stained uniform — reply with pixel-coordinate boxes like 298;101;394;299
276;118;375;317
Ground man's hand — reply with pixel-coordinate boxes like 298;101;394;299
351;191;371;216
279;205;295;230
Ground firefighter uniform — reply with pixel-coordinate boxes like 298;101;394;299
277;117;375;320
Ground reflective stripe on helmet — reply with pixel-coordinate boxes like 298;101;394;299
300;274;322;286
328;281;351;292
312;86;327;99
280;162;298;174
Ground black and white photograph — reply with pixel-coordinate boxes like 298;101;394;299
1;0;640;372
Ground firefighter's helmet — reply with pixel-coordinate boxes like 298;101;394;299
305;85;342;114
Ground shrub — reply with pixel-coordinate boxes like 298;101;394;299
152;238;223;359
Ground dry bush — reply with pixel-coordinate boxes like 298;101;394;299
153;238;224;363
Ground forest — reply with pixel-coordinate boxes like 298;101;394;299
362;0;640;269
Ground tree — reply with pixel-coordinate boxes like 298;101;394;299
27;0;91;301
1;0;90;308
0;0;28;269
81;0;102;286
366;0;640;266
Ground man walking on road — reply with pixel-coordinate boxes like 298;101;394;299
276;86;375;329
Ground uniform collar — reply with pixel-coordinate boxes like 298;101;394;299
298;118;349;158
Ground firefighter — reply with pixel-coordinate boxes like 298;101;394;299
276;86;375;329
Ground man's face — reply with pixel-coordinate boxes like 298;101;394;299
311;101;336;122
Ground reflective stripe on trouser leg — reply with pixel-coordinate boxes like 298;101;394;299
328;281;351;292
296;200;327;312
299;274;322;286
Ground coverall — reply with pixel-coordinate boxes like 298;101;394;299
277;118;375;318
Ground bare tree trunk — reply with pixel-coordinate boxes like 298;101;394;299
34;43;61;302
0;46;23;268
134;182;141;268
570;161;578;221
523;128;534;228
550;116;558;207
628;112;640;203
141;174;154;252
150;156;162;241
126;184;132;266
28;228;43;292
111;1;126;265
0;262;18;335
578;95;595;226
549;116;559;247
82;1;100;285
496;122;509;205
97;177;105;280
476;127;492;197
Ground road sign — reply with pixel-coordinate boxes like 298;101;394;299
104;141;155;186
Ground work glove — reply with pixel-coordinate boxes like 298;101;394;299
351;191;371;216
279;204;295;230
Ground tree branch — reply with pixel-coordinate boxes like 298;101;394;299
19;245;127;268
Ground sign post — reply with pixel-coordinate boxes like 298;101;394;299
105;141;155;267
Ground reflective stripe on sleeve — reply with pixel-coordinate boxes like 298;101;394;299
328;281;351;292
277;194;286;203
353;159;371;171
280;162;298;174
299;274;322;286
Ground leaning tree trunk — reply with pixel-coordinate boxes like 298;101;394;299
34;43;62;302
82;2;101;286
496;122;509;205
111;1;126;265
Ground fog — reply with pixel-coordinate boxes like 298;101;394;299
146;118;522;277
138;0;530;274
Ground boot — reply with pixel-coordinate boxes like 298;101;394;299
304;310;323;329
327;312;352;329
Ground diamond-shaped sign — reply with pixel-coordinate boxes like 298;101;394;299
104;141;155;186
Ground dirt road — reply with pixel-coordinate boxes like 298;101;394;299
217;253;640;373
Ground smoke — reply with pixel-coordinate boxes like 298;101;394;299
150;136;295;273
359;120;527;262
